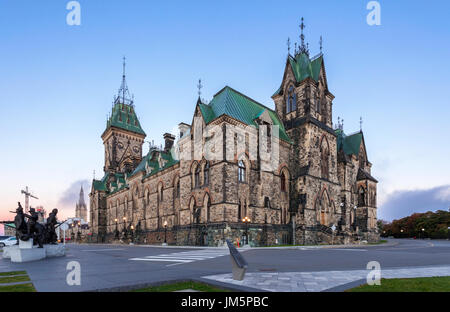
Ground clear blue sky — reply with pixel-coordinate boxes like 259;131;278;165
1;0;449;230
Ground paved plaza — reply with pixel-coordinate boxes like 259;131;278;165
1;239;449;292
203;265;450;292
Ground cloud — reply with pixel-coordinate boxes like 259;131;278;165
57;180;91;218
379;185;450;221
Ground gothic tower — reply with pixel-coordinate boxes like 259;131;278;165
76;185;88;222
272;19;342;243
102;57;146;176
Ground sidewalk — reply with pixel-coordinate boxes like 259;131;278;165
202;265;450;292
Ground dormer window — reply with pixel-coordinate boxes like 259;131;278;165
286;86;297;113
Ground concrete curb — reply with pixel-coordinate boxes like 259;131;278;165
89;278;256;292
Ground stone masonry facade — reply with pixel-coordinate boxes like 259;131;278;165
90;24;379;246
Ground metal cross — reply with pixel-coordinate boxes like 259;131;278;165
197;79;203;97
300;17;306;45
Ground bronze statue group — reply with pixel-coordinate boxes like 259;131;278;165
13;202;60;248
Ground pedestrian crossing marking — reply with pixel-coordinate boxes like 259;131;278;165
129;249;231;264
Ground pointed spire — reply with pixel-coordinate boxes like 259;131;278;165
360;117;363;132
287;37;291;55
78;185;86;206
115;56;133;106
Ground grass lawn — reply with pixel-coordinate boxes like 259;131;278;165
0;271;27;277
131;281;231;292
0;275;31;284
0;283;36;292
368;240;388;245
347;276;450;292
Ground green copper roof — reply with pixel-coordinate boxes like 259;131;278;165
106;102;146;136
199;86;291;143
336;129;363;156
131;148;179;179
92;172;128;194
273;53;323;96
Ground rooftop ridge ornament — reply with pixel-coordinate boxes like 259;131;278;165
287;37;291;55
360;116;363;132
115;56;134;106
320;35;323;54
298;17;310;56
197;79;203;98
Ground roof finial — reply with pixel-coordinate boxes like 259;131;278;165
287;37;291;55
298;17;309;56
360;116;363;132
197;79;203;98
116;56;132;105
300;17;305;47
320;36;323;54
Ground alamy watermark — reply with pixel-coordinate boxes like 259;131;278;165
66;1;81;26
66;261;81;286
366;261;381;286
366;1;381;26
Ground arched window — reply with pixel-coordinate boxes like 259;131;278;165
286;86;297;113
195;165;201;188
203;194;211;223
280;171;287;192
358;187;366;207
238;199;247;221
203;162;210;186
176;180;180;198
238;160;246;183
320;147;329;179
264;197;271;209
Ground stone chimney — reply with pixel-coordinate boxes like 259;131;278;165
163;133;176;152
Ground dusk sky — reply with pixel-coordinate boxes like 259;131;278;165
1;0;449;234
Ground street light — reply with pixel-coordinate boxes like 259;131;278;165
163;220;168;246
114;218;119;239
242;216;251;246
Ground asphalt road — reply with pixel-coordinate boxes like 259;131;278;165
1;239;449;292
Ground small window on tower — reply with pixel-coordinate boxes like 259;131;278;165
286;86;297;113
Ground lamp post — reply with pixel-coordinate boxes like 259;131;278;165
114;218;118;240
122;217;127;240
421;228;425;239
400;229;404;238
130;225;134;243
242;216;251;246
163;220;168;246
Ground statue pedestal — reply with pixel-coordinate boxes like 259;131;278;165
3;243;66;263
1;246;16;259
19;239;34;249
10;246;46;263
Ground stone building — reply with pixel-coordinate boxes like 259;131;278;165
90;22;378;246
